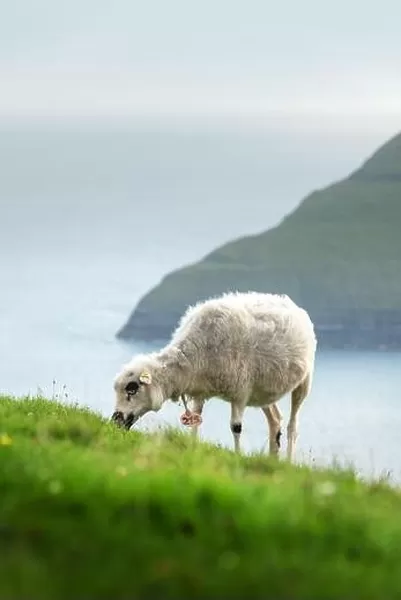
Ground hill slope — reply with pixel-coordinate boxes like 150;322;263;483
1;395;401;599
117;132;401;348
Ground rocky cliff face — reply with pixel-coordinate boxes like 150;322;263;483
117;132;401;349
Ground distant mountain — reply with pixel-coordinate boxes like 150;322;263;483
117;132;401;349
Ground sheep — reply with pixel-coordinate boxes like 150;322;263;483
112;291;317;461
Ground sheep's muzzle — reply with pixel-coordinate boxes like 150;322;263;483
111;411;126;428
111;411;135;430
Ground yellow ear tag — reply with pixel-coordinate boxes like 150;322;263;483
139;371;152;385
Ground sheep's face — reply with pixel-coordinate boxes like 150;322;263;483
112;366;163;430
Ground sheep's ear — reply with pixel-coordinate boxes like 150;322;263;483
139;371;152;385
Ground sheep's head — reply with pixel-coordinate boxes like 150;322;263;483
111;356;164;429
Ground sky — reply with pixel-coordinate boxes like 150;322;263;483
2;0;401;122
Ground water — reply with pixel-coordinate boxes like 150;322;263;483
1;118;400;483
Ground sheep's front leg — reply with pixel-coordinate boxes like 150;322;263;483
191;398;205;440
230;402;246;453
261;403;283;456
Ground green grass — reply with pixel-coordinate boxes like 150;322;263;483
1;395;401;599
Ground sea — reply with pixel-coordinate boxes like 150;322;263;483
1;116;400;483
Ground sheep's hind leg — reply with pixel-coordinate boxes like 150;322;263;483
261;403;283;456
230;402;246;453
287;373;312;462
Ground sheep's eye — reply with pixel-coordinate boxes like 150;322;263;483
125;381;139;396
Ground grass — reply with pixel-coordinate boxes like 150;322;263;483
1;395;401;599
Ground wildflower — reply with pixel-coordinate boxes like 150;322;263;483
0;433;12;446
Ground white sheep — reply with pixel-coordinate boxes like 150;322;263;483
112;291;317;461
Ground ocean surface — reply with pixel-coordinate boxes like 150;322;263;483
1;117;400;483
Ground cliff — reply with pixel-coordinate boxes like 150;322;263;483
117;132;401;349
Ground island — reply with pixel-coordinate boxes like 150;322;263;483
117;131;401;349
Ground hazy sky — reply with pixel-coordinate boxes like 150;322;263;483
2;0;401;120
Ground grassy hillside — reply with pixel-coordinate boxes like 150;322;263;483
1;395;401;599
118;132;401;344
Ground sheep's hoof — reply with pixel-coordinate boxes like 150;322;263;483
180;411;203;427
